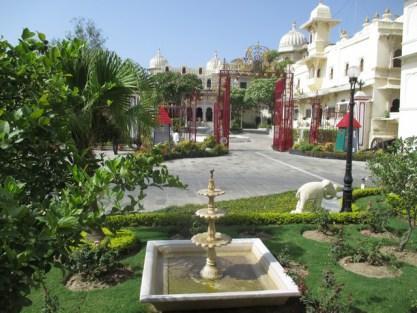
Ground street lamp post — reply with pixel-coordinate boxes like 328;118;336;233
342;65;360;212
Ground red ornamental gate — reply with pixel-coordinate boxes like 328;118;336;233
273;73;294;151
309;96;321;144
214;70;231;148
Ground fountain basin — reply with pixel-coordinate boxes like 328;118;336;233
140;238;300;311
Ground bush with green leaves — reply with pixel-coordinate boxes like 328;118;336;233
0;30;183;312
368;137;417;251
314;208;338;235
365;203;391;233
66;245;121;281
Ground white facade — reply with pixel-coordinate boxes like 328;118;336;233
292;3;403;149
399;0;417;138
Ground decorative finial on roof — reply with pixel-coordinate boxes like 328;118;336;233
292;21;297;30
363;16;370;27
383;8;392;21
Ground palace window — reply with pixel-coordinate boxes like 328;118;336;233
316;68;321;78
240;81;247;89
305;108;312;118
360;58;364;72
390;99;400;112
165;66;169;72
393;49;402;68
198;67;203;74
206;79;212;89
329;68;334;80
182;66;187;74
196;107;203;120
294;108;299;120
206;108;213;121
345;63;349;76
297;79;300;89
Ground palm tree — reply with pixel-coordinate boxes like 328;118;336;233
59;40;156;165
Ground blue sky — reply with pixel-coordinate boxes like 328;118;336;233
0;0;403;68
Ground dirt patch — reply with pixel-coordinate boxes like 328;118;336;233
360;229;397;241
285;261;309;279
66;267;134;291
380;246;417;266
302;230;335;243
338;257;401;278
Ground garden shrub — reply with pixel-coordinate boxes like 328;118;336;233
66;245;122;281
314;208;338;235
323;142;334;152
311;145;323;152
365;203;390;233
81;228;138;253
290;149;376;161
202;135;217;149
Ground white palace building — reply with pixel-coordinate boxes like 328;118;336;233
288;2;403;149
148;1;417;148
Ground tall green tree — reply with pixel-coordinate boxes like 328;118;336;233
153;71;202;105
66;17;106;49
231;87;249;128
244;78;276;113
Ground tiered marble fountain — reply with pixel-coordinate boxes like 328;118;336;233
191;169;231;280
140;170;300;312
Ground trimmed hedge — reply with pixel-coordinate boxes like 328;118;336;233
289;149;375;161
352;187;382;201
293;128;337;144
106;211;368;228
81;228;139;253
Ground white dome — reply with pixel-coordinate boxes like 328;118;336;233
149;49;168;69
310;1;332;20
279;22;307;53
206;51;223;73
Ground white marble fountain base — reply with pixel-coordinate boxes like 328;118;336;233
140;239;300;311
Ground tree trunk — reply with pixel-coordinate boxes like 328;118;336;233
399;226;413;252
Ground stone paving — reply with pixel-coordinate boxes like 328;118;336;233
121;133;371;211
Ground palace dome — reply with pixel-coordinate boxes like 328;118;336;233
149;49;168;69
206;51;223;73
278;22;307;53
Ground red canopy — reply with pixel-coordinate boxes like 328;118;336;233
336;113;361;129
158;107;172;125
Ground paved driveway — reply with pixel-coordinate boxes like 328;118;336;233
132;133;371;211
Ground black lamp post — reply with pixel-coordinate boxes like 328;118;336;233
342;65;360;212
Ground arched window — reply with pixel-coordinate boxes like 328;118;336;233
206;108;213;122
390;99;400;112
165;66;169;72
305;108;312;119
297;79;300;89
196;107;203;120
360;58;364;72
316;68;321;78
198;67;203;75
329;68;334;80
393;49;402;68
206;79;212;89
345;63;349;76
294;108;299;120
182;66;187;74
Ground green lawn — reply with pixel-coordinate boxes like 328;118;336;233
23;216;417;313
161;191;302;214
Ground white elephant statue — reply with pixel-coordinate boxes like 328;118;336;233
291;179;339;213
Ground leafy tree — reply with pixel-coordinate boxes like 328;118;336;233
368;137;417;251
244;78;276;113
0;30;183;312
231;87;248;128
153;72;202;105
67;17;106;49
